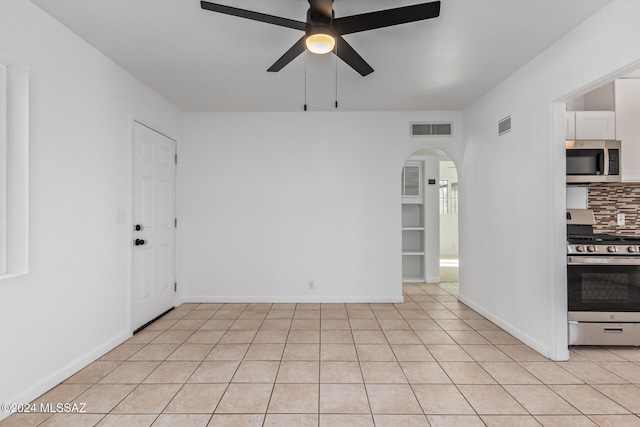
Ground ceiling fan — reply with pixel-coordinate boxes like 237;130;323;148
200;0;441;76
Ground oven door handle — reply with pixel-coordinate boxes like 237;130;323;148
568;256;640;265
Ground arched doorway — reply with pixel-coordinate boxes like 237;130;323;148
401;147;459;285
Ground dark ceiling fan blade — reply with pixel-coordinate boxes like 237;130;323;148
200;1;306;31
333;1;440;35
335;36;374;76
267;36;307;72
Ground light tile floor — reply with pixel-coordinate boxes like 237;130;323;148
3;283;640;426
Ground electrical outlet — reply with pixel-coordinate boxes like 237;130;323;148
617;213;626;226
308;280;316;290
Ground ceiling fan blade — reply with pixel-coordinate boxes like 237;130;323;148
200;1;306;31
333;1;440;35
267;36;307;72
335;36;374;76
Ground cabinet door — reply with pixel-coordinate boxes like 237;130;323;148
402;164;421;197
615;79;640;182
575;111;616;140
566;111;576;140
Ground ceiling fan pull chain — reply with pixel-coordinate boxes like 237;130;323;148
304;51;308;111
335;43;338;109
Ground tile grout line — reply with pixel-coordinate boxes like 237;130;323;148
11;283;640;426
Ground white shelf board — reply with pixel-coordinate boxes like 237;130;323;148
402;227;425;231
402;251;425;256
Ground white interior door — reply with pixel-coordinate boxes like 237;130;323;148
133;122;176;330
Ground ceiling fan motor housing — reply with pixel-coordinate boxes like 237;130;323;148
307;0;334;23
306;7;333;29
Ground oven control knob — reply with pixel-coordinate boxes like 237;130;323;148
587;245;597;252
629;246;638;253
576;245;585;252
607;246;618;253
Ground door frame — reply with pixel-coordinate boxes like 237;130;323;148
128;118;178;334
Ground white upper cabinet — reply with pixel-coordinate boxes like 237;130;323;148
574;111;616;140
566;82;616;140
401;162;423;203
615;79;640;182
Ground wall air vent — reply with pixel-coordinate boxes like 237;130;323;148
498;116;512;136
410;122;453;137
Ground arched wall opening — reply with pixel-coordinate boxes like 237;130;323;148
401;146;460;286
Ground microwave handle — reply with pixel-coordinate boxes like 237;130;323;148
568;256;640;265
603;149;609;176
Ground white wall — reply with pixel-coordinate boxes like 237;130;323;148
4;2;634;415
181;112;463;302
422;156;442;283
0;0;181;416
460;0;640;360
583;82;615;111
567;82;615;111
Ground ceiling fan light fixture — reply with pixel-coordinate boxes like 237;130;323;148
305;26;335;54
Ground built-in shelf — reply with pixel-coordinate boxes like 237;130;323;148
401;161;426;282
402;204;424;228
402;229;424;252
402;254;424;282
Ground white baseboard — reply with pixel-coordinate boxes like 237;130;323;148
0;330;131;422
181;295;404;304
457;294;553;360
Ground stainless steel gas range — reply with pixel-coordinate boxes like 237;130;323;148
567;209;640;346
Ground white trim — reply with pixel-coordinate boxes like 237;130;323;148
0;61;29;278
457;293;555;361
0;63;7;274
182;295;405;304
128;115;136;334
0;330;131;422
549;102;570;362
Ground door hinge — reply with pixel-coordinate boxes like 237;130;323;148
175;218;177;227
175;154;178;164
174;282;177;292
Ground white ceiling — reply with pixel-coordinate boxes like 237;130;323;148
30;0;612;112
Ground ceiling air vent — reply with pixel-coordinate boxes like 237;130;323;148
498;116;512;136
411;122;453;137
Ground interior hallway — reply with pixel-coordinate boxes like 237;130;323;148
439;258;459;284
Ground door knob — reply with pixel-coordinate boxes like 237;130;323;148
134;239;146;246
134;224;143;231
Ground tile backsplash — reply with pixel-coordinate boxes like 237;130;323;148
588;184;640;235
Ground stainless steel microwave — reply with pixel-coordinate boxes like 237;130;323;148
566;140;621;183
